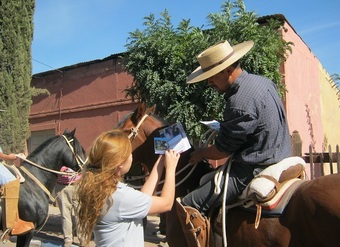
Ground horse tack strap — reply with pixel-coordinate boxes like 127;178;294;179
255;204;262;229
19;166;56;203
128;114;149;139
255;174;281;198
16;154;74;176
61;135;87;168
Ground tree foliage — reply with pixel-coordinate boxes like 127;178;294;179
124;0;292;144
0;0;35;153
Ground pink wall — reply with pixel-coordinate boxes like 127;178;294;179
282;22;324;154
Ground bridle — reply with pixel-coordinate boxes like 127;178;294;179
61;135;87;170
127;113;149;141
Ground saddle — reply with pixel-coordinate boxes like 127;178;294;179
213;156;306;236
176;157;306;246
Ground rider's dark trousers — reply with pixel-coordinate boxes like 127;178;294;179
182;161;268;216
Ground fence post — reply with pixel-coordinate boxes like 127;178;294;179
291;130;302;156
309;145;314;179
337;145;340;173
328;145;333;174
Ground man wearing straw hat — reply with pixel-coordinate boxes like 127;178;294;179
175;40;292;246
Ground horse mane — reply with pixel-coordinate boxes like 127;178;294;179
115;112;133;128
28;135;59;157
149;112;168;126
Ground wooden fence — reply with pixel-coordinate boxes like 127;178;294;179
291;130;340;179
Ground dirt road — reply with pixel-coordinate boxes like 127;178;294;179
4;204;168;247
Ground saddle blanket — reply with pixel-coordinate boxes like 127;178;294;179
239;156;306;201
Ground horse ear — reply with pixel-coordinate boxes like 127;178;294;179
146;104;156;114
63;128;76;137
130;101;147;125
137;101;147;117
70;128;76;137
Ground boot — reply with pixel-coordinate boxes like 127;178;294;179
1;179;34;235
175;198;213;247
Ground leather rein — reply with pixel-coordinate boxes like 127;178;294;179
16;135;87;203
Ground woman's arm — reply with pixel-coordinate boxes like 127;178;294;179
141;150;179;214
140;155;164;195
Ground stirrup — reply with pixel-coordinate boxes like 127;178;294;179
1;228;11;242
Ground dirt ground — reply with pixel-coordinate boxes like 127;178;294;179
4;204;168;247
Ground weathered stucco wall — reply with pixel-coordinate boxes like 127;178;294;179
282;21;337;154
318;64;340;149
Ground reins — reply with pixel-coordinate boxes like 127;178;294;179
12;134;86;233
127;128;219;195
16;154;76;176
14;135;86;207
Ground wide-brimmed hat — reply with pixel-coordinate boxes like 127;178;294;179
186;40;254;84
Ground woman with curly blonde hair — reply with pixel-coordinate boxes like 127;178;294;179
76;129;179;246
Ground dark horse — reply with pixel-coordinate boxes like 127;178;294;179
1;129;86;247
119;102;340;247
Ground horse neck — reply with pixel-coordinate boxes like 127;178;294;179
131;114;166;152
141;114;167;138
22;140;67;191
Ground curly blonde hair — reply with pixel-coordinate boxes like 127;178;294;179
75;129;132;244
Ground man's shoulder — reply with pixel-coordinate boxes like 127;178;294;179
243;72;272;84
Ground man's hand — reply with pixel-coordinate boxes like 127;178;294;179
189;147;206;165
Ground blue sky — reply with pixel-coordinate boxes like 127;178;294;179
32;0;340;76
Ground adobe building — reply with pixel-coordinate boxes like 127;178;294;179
30;54;137;153
274;14;340;154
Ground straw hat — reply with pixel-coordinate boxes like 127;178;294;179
186;40;254;84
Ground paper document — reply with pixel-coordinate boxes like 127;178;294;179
200;120;220;131
154;122;191;154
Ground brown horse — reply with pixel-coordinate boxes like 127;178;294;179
117;102;212;234
117;101;211;191
118;102;340;247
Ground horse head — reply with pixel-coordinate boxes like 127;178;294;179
118;101;168;166
118;102;210;188
60;128;87;172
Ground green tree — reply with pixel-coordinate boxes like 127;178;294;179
125;0;292;144
0;0;35;153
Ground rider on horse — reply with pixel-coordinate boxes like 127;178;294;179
0;149;34;237
177;39;292;246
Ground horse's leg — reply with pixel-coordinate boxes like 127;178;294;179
16;231;34;247
159;213;166;234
